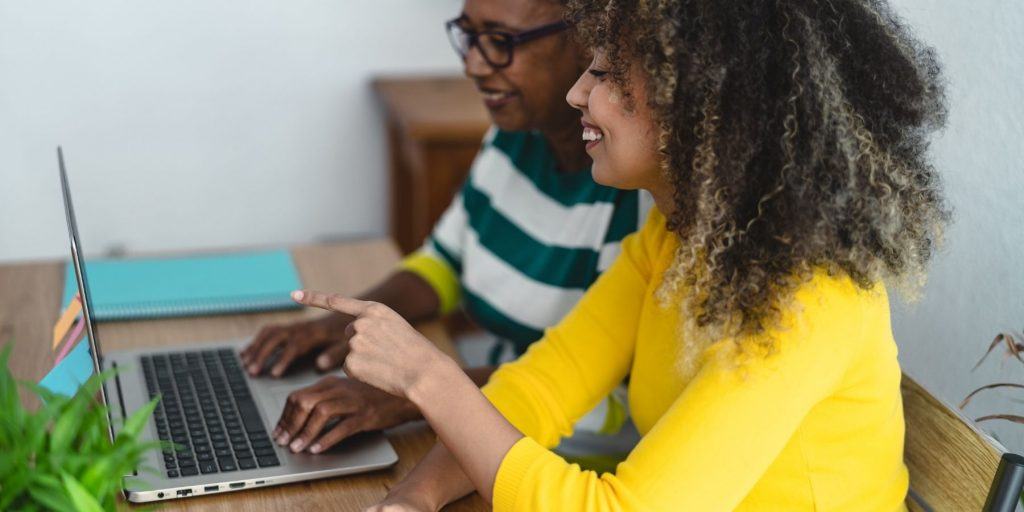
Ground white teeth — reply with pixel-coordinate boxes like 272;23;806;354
582;127;604;142
481;91;512;101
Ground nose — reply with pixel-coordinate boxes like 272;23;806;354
566;72;591;111
463;44;495;79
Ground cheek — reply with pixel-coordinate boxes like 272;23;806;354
594;115;659;189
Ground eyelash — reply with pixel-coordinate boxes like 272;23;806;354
588;69;609;79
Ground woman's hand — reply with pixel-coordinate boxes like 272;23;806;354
272;375;421;453
239;315;353;377
291;290;457;399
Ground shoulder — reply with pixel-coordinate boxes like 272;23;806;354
766;269;889;362
615;206;676;274
631;206;674;254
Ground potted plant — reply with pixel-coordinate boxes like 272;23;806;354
959;329;1024;507
0;344;162;511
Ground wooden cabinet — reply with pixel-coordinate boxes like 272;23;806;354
372;75;490;254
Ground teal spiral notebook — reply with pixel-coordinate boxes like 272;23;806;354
62;249;303;321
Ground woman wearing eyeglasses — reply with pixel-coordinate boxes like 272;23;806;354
240;0;646;460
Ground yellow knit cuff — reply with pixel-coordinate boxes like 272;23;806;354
493;436;549;512
399;250;461;314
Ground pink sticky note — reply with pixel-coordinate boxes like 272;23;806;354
54;317;86;366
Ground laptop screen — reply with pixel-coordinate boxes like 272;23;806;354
58;146;115;442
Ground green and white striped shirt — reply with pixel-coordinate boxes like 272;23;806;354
401;128;650;361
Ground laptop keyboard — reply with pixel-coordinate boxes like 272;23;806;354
142;349;280;479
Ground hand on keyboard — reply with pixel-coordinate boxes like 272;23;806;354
240;315;352;377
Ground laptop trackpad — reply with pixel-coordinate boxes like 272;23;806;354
256;383;394;465
260;386;295;427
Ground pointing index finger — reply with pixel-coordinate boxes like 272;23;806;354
292;290;371;317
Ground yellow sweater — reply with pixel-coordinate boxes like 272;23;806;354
482;209;909;511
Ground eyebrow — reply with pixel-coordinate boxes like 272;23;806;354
457;12;520;32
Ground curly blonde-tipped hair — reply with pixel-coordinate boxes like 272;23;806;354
568;0;950;354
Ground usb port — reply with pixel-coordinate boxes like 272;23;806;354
204;485;219;492
229;482;245;489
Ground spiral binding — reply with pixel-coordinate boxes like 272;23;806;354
91;294;300;321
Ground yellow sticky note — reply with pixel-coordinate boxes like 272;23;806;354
52;294;82;351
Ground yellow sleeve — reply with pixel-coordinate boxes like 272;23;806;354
481;212;658;447
490;275;875;511
399;249;461;314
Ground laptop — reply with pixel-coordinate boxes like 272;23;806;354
56;147;398;502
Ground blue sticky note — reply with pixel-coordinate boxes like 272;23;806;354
39;338;94;397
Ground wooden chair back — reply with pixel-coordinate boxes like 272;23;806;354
902;374;1006;511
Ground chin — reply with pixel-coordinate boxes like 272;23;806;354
487;109;529;132
591;162;643;191
590;164;624;188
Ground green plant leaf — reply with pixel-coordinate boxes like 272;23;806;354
61;472;104;512
27;482;73;511
50;399;87;454
120;397;158;439
0;470;30;510
0;344;24;429
0;343;161;511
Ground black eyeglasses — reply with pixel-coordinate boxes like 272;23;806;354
445;18;571;69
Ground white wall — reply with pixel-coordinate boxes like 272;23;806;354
0;0;462;262
3;0;1023;451
887;1;1024;452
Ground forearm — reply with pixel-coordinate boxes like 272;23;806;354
408;362;523;503
389;442;478;511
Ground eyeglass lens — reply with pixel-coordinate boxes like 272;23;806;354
447;24;513;68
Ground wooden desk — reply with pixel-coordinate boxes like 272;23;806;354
0;239;487;511
372;75;490;254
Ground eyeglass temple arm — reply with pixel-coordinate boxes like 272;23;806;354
510;20;572;45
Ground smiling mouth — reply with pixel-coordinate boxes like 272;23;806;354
582;126;604;149
478;88;517;108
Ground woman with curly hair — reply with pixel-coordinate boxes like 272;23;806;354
294;0;949;509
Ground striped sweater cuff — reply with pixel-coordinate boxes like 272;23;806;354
398;250;461;314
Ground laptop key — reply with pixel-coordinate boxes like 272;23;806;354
237;458;257;470
236;400;264;433
166;470;179;478
197;452;214;461
199;461;219;474
257;455;280;467
254;447;276;457
180;467;198;477
218;458;237;472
